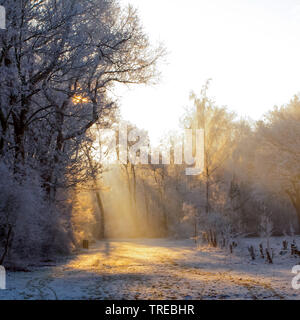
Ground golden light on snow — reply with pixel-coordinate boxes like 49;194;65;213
65;241;185;273
62;240;282;300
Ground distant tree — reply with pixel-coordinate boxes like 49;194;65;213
256;96;300;230
186;84;237;215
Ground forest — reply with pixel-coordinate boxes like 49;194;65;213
0;0;300;300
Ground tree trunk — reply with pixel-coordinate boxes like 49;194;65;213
142;180;150;227
294;202;300;232
159;188;168;236
124;164;134;210
287;190;300;232
131;165;138;218
86;149;106;239
0;225;12;265
95;187;106;239
205;167;210;214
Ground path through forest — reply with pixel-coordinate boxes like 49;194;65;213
0;239;299;300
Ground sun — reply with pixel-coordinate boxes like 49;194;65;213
72;95;89;104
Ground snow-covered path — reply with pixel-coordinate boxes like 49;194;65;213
0;239;299;300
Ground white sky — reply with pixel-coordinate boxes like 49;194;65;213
118;0;300;143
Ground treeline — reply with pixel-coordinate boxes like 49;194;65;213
85;86;300;244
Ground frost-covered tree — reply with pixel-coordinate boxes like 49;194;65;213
185;84;237;215
256;96;300;229
0;0;163;264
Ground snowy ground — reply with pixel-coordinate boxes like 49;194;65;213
0;237;300;300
